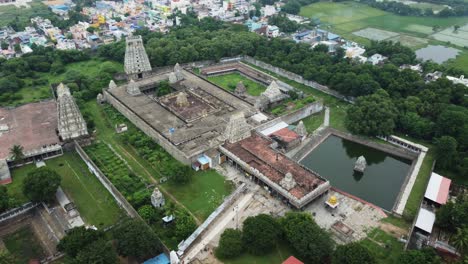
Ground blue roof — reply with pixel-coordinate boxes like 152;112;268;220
51;4;69;10
90;35;99;40
197;155;210;165
328;33;340;40
143;253;170;264
295;30;312;38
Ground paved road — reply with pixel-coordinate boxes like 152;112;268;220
182;191;255;263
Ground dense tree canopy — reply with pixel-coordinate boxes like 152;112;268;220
333;242;376;264
436;196;468;232
0;187;8;213
397;248;441;264
215;228;243;259
280;212;333;263
74;239;118;264
57;227;105;257
112;219;162;260
346;89;398;136
242;214;281;255
22;167;61;203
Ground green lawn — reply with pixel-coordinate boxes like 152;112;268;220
403;150;435;219
295;109;324;133
208;72;266;96
222;242;296;264
3;226;46;264
162;170;233;220
45;152;123;227
6;153;123;227
360;228;404;264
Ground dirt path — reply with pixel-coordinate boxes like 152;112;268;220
379;222;408;238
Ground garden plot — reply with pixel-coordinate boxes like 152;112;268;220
404;24;433;35
352;27;400;41
431;24;468;47
387;34;428;49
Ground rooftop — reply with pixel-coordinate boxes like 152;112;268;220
0;101;60;160
223;133;327;199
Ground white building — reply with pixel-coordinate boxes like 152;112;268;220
446;75;468;87
367;53;387;65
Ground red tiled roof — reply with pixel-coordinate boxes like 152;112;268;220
223;133;325;199
270;127;300;143
283;256;304;264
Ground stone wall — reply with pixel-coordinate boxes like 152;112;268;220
255;100;324;133
242;56;353;102
74;142;140;218
103;90;192;165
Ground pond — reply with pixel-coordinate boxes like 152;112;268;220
300;135;412;211
415;45;460;64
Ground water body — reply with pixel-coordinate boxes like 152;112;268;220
300;135;412;211
415;45;460;64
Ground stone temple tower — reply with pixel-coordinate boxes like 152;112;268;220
124;35;152;80
224;112;252;143
56;83;88;141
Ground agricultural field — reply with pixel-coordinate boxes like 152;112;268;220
300;1;468;71
353;27;399;41
7;153;123;227
300;2;468;45
207;72;266;96
2;226;46;263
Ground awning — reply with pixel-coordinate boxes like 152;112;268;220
259;121;288;136
424;172;451;205
415;208;435;233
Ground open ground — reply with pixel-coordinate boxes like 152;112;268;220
207;72;266;96
7;152;123;227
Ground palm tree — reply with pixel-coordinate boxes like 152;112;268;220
9;144;24;162
452;226;468;255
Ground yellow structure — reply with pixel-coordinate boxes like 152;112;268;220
325;195;339;209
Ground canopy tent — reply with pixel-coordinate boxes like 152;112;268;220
424;172;451;205
415;208;436;233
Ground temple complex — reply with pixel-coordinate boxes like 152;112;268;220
57;83;88;141
124;35;152;80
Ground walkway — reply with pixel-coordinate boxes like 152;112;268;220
182;191;255;263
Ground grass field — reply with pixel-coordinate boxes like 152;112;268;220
3;226;46;264
360;228;404;264
295;110;324;133
163;170;233;220
207;73;266;96
222;242;296;264
7;153;123;227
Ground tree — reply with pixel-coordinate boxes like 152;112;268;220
280;212;333;263
215;228;243;259
0;250;16;264
242;214;280;255
434;136;458;169
0;186;9;213
397;248;441;264
74;239;118;264
138;204;158;224
57;227;105;257
333;242;375;264
346;89;397;136
22;167;61;203
112;219;162;260
9;144;24;162
454;25;460;32
451;226;468;255
175;211;197;240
